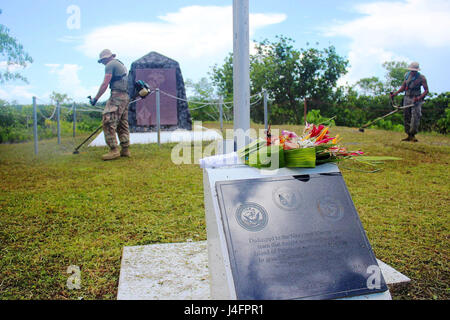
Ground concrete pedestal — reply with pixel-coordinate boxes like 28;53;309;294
117;241;410;300
116;164;410;300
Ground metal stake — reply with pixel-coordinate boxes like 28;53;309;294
156;88;161;147
57;101;61;145
263;90;268;131
73;103;76;138
33;97;38;155
219;96;224;132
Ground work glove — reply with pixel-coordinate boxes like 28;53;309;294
88;96;97;106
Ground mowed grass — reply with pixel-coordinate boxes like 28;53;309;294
0;122;449;300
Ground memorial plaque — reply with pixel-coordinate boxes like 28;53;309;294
135;68;178;126
216;173;388;300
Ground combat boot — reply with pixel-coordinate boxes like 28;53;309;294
102;148;120;161
120;147;131;157
401;135;413;142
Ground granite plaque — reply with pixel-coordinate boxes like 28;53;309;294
216;173;388;300
135;68;178;126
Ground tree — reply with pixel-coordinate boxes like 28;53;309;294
49;91;71;104
250;36;348;124
209;36;349;125
382;61;408;92
185;77;231;122
0;9;33;84
209;53;234;103
355;77;385;96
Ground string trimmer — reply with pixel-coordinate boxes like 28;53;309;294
73;80;152;154
358;93;415;132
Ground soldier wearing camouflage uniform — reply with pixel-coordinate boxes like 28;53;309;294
391;62;429;142
90;49;131;160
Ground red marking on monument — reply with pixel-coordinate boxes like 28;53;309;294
135;68;178;126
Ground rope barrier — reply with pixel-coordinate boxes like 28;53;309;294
189;103;216;111
74;108;103;113
37;104;57;120
30;89;266;116
159;89;267;111
27;88;268;127
35;96;52;105
160;89;222;106
250;96;263;107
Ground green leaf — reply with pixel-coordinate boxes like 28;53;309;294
356;156;402;161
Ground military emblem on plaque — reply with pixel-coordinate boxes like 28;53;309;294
235;203;268;232
273;186;303;211
317;196;344;221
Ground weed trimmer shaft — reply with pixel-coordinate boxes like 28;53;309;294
358;93;415;133
73;80;152;155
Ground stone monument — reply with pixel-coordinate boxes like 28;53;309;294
127;52;192;132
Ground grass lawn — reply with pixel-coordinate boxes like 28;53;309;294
0;122;449;300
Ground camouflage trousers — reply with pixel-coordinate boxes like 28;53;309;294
403;96;423;136
102;90;130;149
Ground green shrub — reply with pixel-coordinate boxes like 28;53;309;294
435;108;450;134
303;109;335;126
334;107;366;127
370;119;404;132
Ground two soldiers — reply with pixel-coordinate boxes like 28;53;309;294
91;49;131;160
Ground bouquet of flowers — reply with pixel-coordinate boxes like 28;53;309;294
239;123;367;169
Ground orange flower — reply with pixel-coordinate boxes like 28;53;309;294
316;127;329;142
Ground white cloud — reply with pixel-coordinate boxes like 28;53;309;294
325;0;450;85
45;64;97;102
0;84;35;102
0;62;34;102
0;63;98;103
77;5;286;68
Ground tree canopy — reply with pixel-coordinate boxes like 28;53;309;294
0;9;33;84
209;36;349;125
187;35;448;133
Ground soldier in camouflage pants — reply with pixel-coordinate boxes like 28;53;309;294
90;49;131;160
103;90;130;151
402;96;423;139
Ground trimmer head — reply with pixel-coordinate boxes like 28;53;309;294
73;150;80;155
359;128;365;133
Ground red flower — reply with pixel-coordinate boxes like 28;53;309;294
315;137;335;145
310;124;325;138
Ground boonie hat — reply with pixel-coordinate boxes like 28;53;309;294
98;49;116;63
407;62;420;71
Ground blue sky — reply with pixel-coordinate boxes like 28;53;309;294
1;0;449;104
